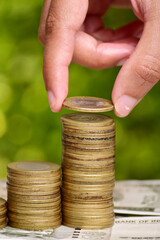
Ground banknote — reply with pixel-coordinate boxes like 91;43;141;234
114;180;160;215
112;216;160;240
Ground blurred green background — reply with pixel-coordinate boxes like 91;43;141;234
0;1;160;180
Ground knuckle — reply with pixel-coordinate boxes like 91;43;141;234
135;55;160;86
46;8;60;35
46;13;55;35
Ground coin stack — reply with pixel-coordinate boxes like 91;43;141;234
7;161;61;230
61;112;115;229
0;198;7;229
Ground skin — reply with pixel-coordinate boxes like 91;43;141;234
39;0;160;117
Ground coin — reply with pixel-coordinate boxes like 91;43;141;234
0;198;6;208
61;113;114;126
8;220;61;231
0;198;7;229
7;161;60;176
62;220;114;230
7;201;61;208
0;221;7;229
63;96;113;112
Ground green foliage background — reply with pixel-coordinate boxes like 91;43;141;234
0;1;160;180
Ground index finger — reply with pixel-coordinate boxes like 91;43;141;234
43;0;88;112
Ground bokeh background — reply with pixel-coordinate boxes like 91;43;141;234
0;1;160;180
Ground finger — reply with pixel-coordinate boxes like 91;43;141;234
112;0;160;117
113;20;143;40
88;0;110;15
43;0;88;112
111;0;131;8
73;31;137;69
39;0;52;44
84;16;143;42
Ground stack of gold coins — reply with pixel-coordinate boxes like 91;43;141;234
61;96;115;230
7;161;61;230
0;198;7;229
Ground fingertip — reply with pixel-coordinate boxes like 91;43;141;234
47;91;63;112
113;95;138;118
50;105;63;113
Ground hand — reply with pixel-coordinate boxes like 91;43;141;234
39;0;160;117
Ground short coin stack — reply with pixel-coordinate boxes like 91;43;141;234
0;198;7;229
7;161;61;230
61;112;115;229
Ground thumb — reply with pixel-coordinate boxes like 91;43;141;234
112;0;160;117
44;0;88;112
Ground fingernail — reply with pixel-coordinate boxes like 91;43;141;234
115;95;137;117
117;58;128;66
47;91;55;111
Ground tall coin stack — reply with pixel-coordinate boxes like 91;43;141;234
0;198;7;229
7;161;61;230
61;96;115;230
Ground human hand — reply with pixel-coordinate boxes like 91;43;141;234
39;0;160;117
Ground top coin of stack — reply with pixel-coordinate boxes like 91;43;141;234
61;109;115;229
63;96;113;113
7;161;61;231
0;198;7;229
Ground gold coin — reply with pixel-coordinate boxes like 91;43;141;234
62;178;114;186
62;97;113;112
0;210;7;216
0;211;7;217
63;215;114;224
8;194;61;204
62;177;114;185
62;181;114;190
62;207;114;215
0;221;7;229
0;206;7;212
7;171;61;180
8;207;61;215
62;198;113;206
62;123;115;134
63;146;115;156
62;221;114;230
7;161;60;176
7;176;61;185
63;212;114;220
62;169;115;177
7;201;61;208
7;181;61;189
62;141;115;150
0;216;7;222
8;212;61;222
62;158;115;167
63;207;114;215
7;188;60;196
62;160;115;169
61;113;114;126
8;220;61;231
62;194;112;201
0;198;6;208
8;197;61;207
62;130;115;138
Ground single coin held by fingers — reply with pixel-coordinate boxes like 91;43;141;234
63;96;113;112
